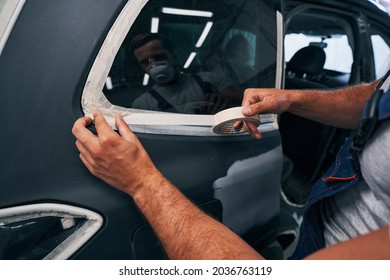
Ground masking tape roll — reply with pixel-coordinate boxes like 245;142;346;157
212;107;260;135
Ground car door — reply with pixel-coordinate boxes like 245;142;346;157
0;0;284;259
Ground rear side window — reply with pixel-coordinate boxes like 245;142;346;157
82;0;281;136
0;203;103;260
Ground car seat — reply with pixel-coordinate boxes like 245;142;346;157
285;45;327;89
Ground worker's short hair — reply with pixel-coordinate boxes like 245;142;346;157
129;33;172;56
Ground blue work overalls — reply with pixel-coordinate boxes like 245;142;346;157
290;74;390;259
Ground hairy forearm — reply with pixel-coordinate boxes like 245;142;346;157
287;81;379;129
131;172;263;260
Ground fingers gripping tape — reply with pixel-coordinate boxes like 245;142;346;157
212;107;260;135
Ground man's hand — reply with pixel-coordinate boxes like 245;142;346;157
72;112;264;260
235;88;293;139
238;81;379;134
72;111;159;196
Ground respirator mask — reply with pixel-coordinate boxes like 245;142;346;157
146;62;176;84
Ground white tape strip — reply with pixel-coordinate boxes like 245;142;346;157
122;112;213;127
119;107;262;135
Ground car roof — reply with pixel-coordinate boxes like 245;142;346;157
285;0;390;36
285;0;390;17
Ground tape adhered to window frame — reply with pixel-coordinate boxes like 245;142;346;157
113;106;265;135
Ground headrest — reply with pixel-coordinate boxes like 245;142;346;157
287;46;326;76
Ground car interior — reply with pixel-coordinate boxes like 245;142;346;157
280;9;356;205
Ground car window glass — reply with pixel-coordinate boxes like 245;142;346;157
82;0;281;136
370;32;390;79
104;0;278;114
